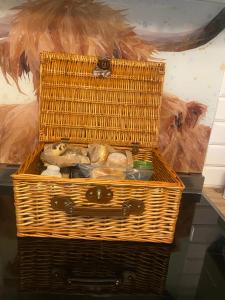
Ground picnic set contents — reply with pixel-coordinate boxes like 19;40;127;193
40;142;153;181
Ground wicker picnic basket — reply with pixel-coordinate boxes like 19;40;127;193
17;237;171;295
12;51;184;243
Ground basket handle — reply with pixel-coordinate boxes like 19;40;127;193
51;197;144;217
52;267;136;290
66;276;121;288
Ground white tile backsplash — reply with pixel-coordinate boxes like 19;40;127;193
205;145;225;165
215;98;225;121
203;166;225;186
209;122;225;144
203;77;225;186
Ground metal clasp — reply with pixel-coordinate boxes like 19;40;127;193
93;57;111;78
86;186;113;203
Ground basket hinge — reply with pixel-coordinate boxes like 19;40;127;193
61;138;70;143
131;142;140;155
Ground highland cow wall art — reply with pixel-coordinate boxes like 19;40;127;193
0;0;225;173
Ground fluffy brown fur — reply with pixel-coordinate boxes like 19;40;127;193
0;102;38;163
0;0;155;90
160;94;211;172
0;94;210;172
0;0;211;173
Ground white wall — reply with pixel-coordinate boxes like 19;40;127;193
203;73;225;186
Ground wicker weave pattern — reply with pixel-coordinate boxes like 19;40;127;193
13;144;183;243
39;52;165;148
12;51;184;244
18;237;171;295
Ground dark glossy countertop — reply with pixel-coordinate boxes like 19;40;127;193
0;185;225;300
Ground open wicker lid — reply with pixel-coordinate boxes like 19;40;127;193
39;52;165;148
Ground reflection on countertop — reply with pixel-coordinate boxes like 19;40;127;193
17;237;172;296
0;185;225;299
203;187;225;221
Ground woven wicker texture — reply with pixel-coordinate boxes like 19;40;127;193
13;143;183;243
39;52;165;148
18;237;171;295
13;51;184;244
